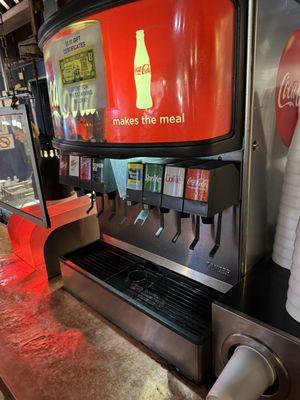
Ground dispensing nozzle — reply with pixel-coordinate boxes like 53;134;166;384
209;212;222;258
189;215;200;250
172;211;189;243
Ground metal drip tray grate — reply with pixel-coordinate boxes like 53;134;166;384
62;241;220;343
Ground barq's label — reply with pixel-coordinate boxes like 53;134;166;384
92;158;104;183
163;166;185;198
144;164;164;193
185;169;210;202
127;163;143;190
80;157;92;180
69;155;80;177
276;29;300;147
59;155;69;176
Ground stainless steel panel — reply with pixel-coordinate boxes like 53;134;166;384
61;260;210;383
244;0;300;270
99;194;240;288
102;234;232;293
44;215;100;278
212;303;300;399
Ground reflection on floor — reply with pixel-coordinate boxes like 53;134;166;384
0;223;206;400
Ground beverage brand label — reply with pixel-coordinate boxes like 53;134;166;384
69;155;80;177
127;163;143;190
144;164;164;193
92;158;104;183
276;29;300;147
80;157;92;180
185;169;210;202
163;166;185;198
59;155;69;176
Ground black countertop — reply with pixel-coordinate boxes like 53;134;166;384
216;259;300;341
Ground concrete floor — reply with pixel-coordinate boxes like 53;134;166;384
0;223;207;400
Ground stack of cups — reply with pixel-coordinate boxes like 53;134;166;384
286;219;300;322
273;114;300;270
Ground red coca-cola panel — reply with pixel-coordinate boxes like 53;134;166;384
45;0;235;144
185;169;210;203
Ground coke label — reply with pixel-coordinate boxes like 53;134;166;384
59;155;69;176
69;155;80;177
144;164;164;193
185;169;210;202
163;166;185;198
127;163;143;191
80;157;92;180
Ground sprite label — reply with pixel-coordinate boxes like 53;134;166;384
144;164;164;193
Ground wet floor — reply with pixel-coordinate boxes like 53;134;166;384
0;224;206;400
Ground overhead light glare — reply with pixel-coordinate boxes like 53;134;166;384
0;0;10;10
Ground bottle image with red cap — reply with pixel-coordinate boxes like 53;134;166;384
134;29;153;110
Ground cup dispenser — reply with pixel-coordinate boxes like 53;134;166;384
183;161;240;255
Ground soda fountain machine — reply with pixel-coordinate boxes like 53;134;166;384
39;0;300;398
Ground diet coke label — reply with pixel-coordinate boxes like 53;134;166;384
276;29;300;147
163;166;185;198
69;155;80;177
185;169;210;202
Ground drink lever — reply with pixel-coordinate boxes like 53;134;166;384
172;212;189;243
95;192;104;218
86;191;95;214
108;191;116;221
209;212;223;257
155;207;169;237
189;215;200;250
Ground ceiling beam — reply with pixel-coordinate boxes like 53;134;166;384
1;0;31;35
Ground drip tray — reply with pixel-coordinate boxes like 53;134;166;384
60;240;220;382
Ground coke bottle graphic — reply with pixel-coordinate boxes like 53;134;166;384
134;29;153;109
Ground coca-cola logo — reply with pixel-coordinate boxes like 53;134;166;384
165;174;182;184
187;176;208;189
276;30;300;147
135;63;151;75
60;161;67;169
278;72;300;109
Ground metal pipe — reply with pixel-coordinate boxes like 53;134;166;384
0;47;9;92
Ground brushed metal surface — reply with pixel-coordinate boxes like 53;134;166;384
243;0;300;271
102;234;232;293
44;215;100;278
61;260;211;383
212;303;300;399
99;194;240;288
